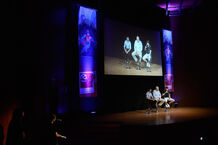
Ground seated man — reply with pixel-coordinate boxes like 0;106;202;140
162;87;175;108
132;36;143;70
145;89;155;114
142;40;152;72
123;37;132;69
153;86;167;112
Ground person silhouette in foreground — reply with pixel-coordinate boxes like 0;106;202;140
6;108;26;145
0;124;4;145
47;113;66;145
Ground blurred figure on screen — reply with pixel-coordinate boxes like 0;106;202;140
164;45;172;63
123;37;132;69
132;36;143;69
80;30;94;55
142;40;152;72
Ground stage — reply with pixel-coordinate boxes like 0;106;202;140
95;107;218;126
63;108;218;145
104;56;163;76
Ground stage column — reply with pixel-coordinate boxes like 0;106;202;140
162;29;174;92
78;6;98;112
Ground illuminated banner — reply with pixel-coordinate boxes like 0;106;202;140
79;71;97;97
162;29;174;92
78;6;97;97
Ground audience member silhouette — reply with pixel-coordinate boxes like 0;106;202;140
6;108;26;145
0;124;4;145
46;113;66;145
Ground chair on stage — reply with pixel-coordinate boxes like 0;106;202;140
159;98;178;109
145;99;157;113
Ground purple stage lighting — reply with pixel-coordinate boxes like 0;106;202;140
78;6;98;112
162;29;174;92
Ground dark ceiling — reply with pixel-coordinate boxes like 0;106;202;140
73;0;204;16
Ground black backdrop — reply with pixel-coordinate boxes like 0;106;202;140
102;76;164;113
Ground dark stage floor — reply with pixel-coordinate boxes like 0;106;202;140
59;108;218;145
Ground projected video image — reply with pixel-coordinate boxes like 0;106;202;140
104;19;163;76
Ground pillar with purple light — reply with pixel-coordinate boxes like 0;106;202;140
78;6;97;112
162;29;174;92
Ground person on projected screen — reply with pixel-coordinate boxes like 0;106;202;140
142;40;152;72
164;46;172;63
132;36;143;70
123;37;132;69
153;86;167;112
162;87;175;108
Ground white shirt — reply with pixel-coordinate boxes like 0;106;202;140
134;40;143;52
153;90;161;99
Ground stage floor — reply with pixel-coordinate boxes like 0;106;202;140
63;108;218;145
95;107;218;126
104;56;163;76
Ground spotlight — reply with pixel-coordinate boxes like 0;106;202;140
200;137;203;141
91;111;96;114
